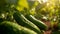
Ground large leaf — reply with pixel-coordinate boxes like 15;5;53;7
27;0;39;9
16;0;29;11
5;0;18;4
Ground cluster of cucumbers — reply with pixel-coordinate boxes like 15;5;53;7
0;10;60;34
0;10;48;34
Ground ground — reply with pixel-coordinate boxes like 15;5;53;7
41;19;52;34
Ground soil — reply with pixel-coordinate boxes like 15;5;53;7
44;21;52;34
44;30;52;34
41;19;52;34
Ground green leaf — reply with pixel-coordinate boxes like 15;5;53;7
27;0;39;9
16;0;29;11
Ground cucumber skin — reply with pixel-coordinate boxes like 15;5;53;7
0;21;37;34
13;12;41;34
25;15;48;30
52;31;60;34
57;23;60;30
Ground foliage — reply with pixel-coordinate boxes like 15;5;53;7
0;0;60;31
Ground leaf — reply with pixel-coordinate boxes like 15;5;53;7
5;0;18;4
27;0;39;9
16;0;29;11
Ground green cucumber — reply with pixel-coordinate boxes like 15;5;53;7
13;12;41;34
25;15;48;30
52;31;60;34
57;23;60;30
0;21;37;34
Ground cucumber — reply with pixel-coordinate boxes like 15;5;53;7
57;23;60;30
13;12;41;34
52;31;60;34
0;21;37;34
25;15;48;30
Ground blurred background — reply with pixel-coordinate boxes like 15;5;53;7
0;0;60;34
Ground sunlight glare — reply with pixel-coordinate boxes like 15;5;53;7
43;0;48;3
38;0;48;3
